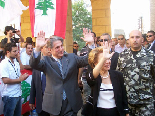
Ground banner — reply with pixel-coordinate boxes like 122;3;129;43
0;0;28;31
29;0;68;38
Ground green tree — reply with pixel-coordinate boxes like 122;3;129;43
72;0;92;50
36;0;54;15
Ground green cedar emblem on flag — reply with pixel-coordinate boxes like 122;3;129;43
0;0;5;8
21;81;31;104
35;0;54;15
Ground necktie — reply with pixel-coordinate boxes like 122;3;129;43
57;59;66;100
57;59;63;78
41;73;46;94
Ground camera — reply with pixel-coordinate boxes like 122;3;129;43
12;30;16;33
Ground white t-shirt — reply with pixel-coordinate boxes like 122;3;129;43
20;51;32;86
0;57;21;97
20;51;30;65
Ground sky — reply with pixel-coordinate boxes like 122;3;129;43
111;0;150;38
75;0;150;38
72;0;150;38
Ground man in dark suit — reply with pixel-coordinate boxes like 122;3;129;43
29;44;51;116
146;30;155;53
29;30;94;116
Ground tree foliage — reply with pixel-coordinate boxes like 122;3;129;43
72;0;92;50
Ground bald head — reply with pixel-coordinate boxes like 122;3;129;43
129;30;142;37
129;30;143;51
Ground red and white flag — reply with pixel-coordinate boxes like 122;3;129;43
29;0;68;38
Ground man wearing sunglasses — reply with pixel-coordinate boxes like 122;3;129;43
99;33;119;70
115;35;127;53
79;31;98;113
146;30;155;53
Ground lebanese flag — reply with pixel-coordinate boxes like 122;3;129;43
29;0;68;39
0;0;28;31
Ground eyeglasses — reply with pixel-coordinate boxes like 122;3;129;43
100;39;109;42
146;35;153;38
118;38;124;40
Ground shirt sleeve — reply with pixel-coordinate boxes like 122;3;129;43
0;62;9;78
116;55;121;72
1;38;7;48
33;50;41;58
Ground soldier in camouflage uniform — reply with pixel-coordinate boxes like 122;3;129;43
117;30;155;116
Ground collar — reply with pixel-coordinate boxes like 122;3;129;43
52;56;61;62
116;43;127;48
88;44;96;49
5;56;16;63
151;40;155;46
126;46;145;58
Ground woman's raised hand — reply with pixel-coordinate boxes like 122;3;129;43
103;41;114;59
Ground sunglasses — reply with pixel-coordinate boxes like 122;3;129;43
100;39;109;42
118;38;124;40
73;46;79;47
146;35;153;38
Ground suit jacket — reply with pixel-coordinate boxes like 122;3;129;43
29;69;43;113
30;53;88;115
150;42;155;53
110;52;119;70
87;70;129;116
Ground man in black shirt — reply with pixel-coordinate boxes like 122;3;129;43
1;26;24;48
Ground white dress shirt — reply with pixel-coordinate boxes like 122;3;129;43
115;44;127;53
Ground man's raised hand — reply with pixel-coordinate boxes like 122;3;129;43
36;31;49;48
81;28;94;43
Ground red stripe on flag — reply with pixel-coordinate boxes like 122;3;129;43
54;0;68;39
29;0;35;37
22;101;31;114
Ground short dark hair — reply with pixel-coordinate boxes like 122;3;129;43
118;34;125;39
73;41;78;44
101;33;111;40
26;43;33;48
4;43;17;55
26;37;33;43
142;34;147;42
147;30;155;35
4;26;15;35
91;32;96;37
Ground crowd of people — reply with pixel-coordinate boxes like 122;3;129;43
0;25;155;116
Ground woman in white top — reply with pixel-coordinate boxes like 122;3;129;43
87;42;129;116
